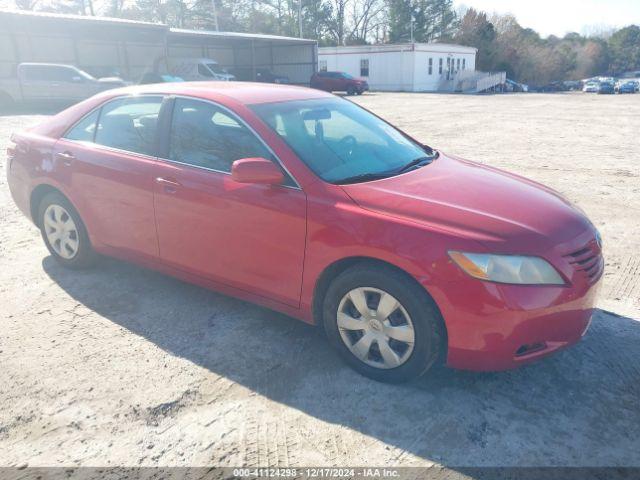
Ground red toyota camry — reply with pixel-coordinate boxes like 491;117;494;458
7;82;603;382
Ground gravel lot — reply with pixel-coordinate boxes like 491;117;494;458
1;92;639;469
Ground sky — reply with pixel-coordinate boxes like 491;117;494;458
455;0;640;37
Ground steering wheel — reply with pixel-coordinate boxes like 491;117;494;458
338;135;357;157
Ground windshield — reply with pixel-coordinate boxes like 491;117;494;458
76;68;96;81
340;73;354;79
252;98;435;184
206;63;227;75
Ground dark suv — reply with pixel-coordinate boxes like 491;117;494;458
230;67;289;84
310;71;369;95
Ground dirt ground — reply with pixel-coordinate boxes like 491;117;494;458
1;92;639;469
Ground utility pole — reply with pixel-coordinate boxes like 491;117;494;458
212;0;219;31
410;15;414;43
298;0;303;38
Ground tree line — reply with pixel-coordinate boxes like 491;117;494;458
8;0;640;85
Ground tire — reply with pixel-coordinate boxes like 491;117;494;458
346;86;356;96
322;263;444;383
37;191;96;269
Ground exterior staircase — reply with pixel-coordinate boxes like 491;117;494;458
437;70;507;93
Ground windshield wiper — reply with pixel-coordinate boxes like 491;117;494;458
395;155;435;174
334;172;395;185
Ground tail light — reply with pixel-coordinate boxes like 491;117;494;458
7;140;16;167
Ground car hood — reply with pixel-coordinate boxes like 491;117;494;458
340;152;592;252
97;77;127;85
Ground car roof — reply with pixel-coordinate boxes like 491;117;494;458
103;81;334;105
20;62;78;68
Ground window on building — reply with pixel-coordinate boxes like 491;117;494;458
319;60;327;72
360;58;369;77
462;58;466;70
457;58;460;71
428;58;433;75
438;58;443;74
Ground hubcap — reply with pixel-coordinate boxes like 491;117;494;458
337;287;415;369
43;204;79;260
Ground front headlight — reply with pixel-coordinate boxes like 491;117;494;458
448;251;565;285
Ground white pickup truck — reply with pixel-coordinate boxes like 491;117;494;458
0;63;127;108
165;58;235;81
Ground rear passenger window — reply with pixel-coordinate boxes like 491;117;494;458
168;98;273;173
94;96;163;156
64;109;100;142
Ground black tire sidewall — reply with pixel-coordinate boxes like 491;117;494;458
322;264;443;383
38;192;95;269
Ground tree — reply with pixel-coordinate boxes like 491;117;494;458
608;25;640;74
388;0;458;43
454;8;495;70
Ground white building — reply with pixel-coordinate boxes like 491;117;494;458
318;43;505;93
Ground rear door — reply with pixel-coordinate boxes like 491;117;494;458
52;95;164;259
151;97;307;307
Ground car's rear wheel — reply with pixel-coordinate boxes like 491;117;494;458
322;263;444;383
38;192;96;268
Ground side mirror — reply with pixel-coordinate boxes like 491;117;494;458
231;157;284;185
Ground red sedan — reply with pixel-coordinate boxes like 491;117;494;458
310;71;369;96
7;82;603;382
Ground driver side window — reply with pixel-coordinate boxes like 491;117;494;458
168;98;295;185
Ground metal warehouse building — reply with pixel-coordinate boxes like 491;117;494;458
0;10;317;84
319;43;505;93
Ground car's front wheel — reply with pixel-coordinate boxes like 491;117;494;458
323;263;444;383
38;191;96;268
346;86;356;96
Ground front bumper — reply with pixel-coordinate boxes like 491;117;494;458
426;247;602;371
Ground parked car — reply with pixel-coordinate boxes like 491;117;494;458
0;63;127;108
597;82;615;94
504;79;527;92
139;72;184;85
7;83;603;383
562;80;583;91
583;81;600;93
311;71;369;95
615;80;638;94
230;67;289;84
538;81;564;92
166;58;235;81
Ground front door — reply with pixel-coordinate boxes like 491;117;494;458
152;97;306;307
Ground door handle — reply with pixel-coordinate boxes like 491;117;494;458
155;176;181;193
56;151;75;166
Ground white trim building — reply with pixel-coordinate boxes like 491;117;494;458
318;43;481;92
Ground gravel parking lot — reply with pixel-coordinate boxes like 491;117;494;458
1;92;639;469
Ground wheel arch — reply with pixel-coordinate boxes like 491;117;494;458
30;184;77;229
311;256;448;356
